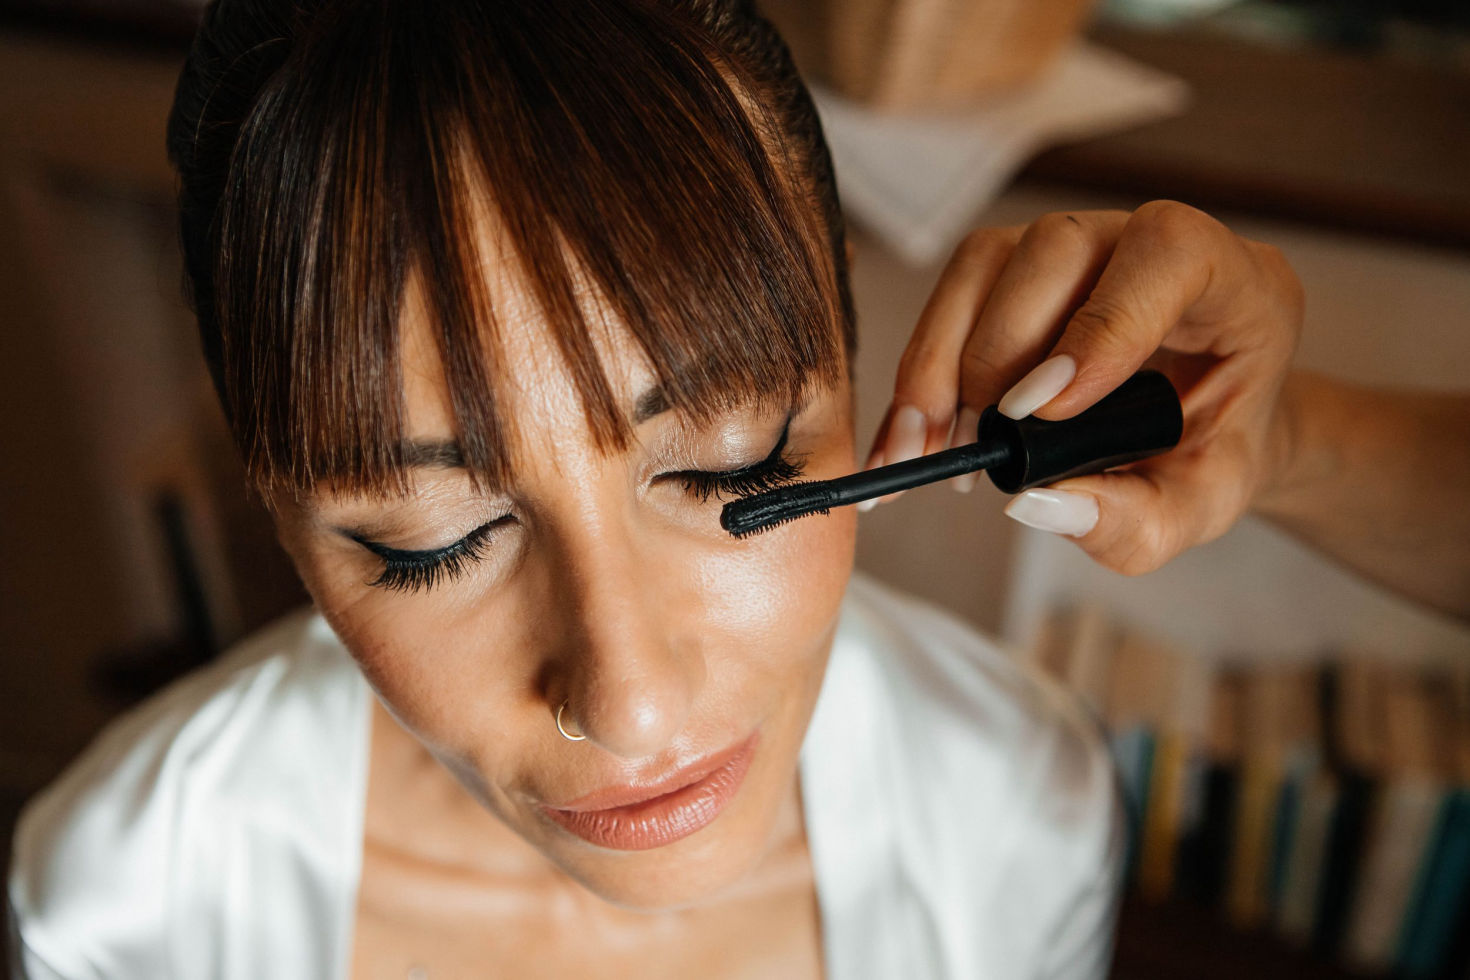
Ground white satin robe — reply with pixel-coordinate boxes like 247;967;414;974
9;573;1122;978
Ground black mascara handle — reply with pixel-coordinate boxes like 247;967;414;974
979;370;1183;494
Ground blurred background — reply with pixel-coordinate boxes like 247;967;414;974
1;0;1468;976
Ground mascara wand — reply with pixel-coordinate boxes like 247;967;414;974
721;370;1183;538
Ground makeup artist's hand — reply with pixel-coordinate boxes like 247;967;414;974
868;200;1303;576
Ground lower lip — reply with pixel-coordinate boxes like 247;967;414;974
541;735;758;851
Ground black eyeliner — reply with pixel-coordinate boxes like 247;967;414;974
348;520;503;593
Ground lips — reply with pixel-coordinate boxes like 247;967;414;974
539;733;759;851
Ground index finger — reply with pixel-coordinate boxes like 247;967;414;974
1031;201;1256;421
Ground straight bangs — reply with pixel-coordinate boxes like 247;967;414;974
209;0;848;497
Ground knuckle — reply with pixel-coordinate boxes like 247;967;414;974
1255;242;1306;320
1087;505;1176;577
1027;210;1087;245
951;228;1009;270
1110;523;1174;577
1066;296;1135;353
895;341;941;379
893;344;952;404
1133;199;1211;250
957;342;1010;391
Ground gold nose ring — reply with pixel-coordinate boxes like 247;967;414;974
555;701;587;742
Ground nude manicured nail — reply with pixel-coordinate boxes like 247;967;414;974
998;355;1076;420
876;405;927;506
948;407;982;493
1004;489;1098;537
883;405;928;465
857;498;877;513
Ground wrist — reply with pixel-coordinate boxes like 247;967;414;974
1250;370;1327;522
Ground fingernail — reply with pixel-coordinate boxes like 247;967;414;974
1004;489;1098;537
949;407;982;493
998;355;1076;420
883;405;928;466
857;498;877;513
874;405;928;506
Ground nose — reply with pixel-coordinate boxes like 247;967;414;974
551;527;705;759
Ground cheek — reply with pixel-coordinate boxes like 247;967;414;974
691;499;858;689
305;575;534;762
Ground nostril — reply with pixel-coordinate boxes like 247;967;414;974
572;687;693;759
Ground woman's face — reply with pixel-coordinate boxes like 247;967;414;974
272;251;857;911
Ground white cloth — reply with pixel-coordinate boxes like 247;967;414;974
815;42;1189;267
9;573;1122;978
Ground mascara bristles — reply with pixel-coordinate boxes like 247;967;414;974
725;505;830;539
721;480;839;537
722;437;1011;538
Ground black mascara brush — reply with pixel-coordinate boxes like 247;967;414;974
722;370;1183;538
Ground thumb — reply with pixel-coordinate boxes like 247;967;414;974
1003;456;1232;577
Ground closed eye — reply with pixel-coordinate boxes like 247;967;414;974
351;515;513;593
663;420;806;503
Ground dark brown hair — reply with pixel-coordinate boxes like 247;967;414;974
167;0;854;496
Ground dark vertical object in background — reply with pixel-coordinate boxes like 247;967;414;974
91;487;219;704
1310;667;1377;957
1175;764;1240;907
156;489;217;668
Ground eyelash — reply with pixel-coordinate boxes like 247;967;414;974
355;521;502;594
673;422;806;503
356;422;806;593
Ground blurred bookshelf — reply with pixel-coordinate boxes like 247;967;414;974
1029;605;1470;980
1113;896;1369;979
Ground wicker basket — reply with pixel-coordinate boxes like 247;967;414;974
762;0;1098;111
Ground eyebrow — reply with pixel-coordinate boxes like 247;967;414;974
632;386;671;425
402;384;673;470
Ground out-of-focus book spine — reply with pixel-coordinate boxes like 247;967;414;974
1313;768;1377;955
1111;726;1155;884
1137;642;1213;903
1396;789;1470;978
1276;769;1339;945
1344;670;1451;971
1227;667;1318;931
1345;777;1445;968
1396;666;1470;979
1269;669;1327;926
1227;743;1282;929
1266;744;1318;922
1138;729;1188;901
1106;631;1166;884
1174;671;1242;908
1312;660;1385;956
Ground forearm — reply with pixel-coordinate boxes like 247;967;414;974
1253;370;1470;622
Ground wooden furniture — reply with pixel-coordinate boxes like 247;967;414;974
1024;26;1470;250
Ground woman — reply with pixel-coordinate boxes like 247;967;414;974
9;1;1122;977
